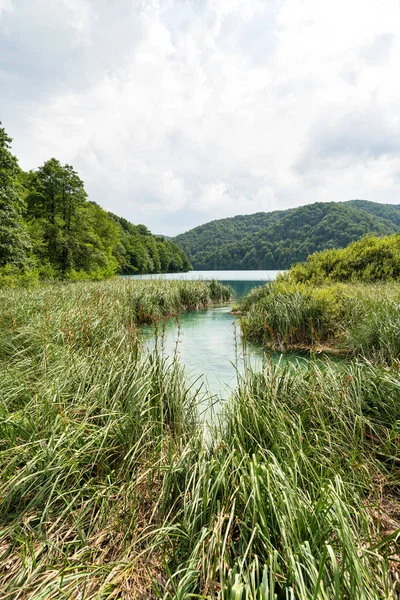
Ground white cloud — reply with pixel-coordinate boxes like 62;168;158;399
0;0;399;235
0;0;12;15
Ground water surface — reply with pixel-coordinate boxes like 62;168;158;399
129;270;310;398
126;269;282;282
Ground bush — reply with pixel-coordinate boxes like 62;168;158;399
0;264;40;288
289;233;400;284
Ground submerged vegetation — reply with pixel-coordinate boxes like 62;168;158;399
1;279;399;598
0;120;191;285
239;234;400;362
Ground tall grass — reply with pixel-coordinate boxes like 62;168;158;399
0;280;399;598
158;360;400;598
0;279;229;598
238;280;400;363
0;278;231;354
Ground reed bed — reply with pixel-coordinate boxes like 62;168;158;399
238;280;400;363
0;278;231;354
0;280;399;598
158;359;400;599
0;279;228;598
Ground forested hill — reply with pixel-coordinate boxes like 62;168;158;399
346;199;400;227
173;201;400;270
0;121;191;283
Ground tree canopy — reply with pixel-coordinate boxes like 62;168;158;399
0;123;30;267
0;121;191;283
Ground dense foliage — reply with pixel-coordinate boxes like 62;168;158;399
109;213;191;276
0;124;30;267
174;201;400;269
289;232;400;284
174;210;283;257
0;121;191;284
238;233;400;360
348;199;400;227
0;281;399;597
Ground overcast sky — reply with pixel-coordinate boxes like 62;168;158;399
1;0;400;235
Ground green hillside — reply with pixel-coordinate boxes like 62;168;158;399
174;211;283;257
173;200;400;270
346;199;400;227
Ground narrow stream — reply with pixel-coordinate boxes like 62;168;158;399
127;271;311;398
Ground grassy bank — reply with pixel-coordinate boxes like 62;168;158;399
237;235;400;362
0;278;231;338
0;279;229;598
1;280;399;598
0;316;195;596
238;280;400;362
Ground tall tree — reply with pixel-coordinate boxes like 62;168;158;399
27;159;93;275
0;122;30;266
0;121;192;280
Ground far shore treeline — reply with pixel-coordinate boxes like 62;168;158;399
0;121;191;286
174;199;400;270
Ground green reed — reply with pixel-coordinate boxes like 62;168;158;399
238;280;400;363
157;360;400;599
0;280;399;598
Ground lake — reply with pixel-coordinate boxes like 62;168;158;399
126;270;311;399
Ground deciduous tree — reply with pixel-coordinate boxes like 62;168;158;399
0;122;30;266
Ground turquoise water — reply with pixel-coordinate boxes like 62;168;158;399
129;271;311;398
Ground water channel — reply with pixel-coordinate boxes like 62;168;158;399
127;270;311;398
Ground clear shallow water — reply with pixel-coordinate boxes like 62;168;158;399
129;270;311;398
140;303;311;400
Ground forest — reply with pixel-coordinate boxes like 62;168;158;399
174;200;400;269
0;121;191;285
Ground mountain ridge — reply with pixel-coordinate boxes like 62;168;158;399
173;200;400;270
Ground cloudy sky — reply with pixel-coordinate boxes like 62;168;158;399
1;0;400;235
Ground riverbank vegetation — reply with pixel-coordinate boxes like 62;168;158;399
238;234;400;361
289;233;400;284
0;121;191;286
1;279;399;598
174;201;400;270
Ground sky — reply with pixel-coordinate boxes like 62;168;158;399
1;0;400;236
